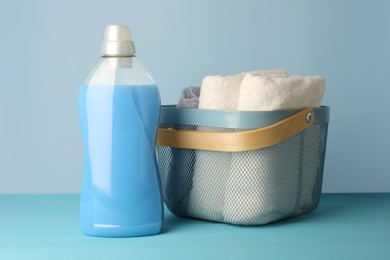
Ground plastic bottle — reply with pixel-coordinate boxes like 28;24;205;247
78;25;163;237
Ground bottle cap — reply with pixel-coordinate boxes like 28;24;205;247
101;25;135;57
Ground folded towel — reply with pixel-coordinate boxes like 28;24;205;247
223;75;325;224
188;70;288;222
198;70;288;110
239;74;325;211
236;75;325;111
177;86;200;108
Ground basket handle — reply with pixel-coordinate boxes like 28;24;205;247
156;108;315;152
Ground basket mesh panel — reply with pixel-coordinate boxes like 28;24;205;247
157;123;328;225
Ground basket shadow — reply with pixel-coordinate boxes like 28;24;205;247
160;194;381;232
160;202;341;232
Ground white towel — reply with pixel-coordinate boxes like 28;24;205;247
188;70;288;222
236;75;325;111
198;70;288;110
239;75;325;211
223;75;325;224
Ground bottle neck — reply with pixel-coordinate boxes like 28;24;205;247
83;56;155;86
101;42;135;56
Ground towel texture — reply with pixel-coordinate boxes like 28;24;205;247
237;75;325;111
198;70;288;110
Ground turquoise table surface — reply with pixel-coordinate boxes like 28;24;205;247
0;194;389;260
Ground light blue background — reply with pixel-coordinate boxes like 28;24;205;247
0;0;389;193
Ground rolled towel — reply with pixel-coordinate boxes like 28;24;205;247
223;75;325;224
236;75;325;111
188;71;239;219
198;70;288;110
238;75;325;211
189;70;287;222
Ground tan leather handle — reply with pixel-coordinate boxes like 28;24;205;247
157;108;315;152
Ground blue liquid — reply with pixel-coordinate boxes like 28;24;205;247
78;85;163;237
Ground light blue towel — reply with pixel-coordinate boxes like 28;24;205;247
177;86;200;108
163;86;200;215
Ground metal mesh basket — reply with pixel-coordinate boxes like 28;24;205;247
157;106;329;225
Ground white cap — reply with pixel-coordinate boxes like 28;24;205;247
101;25;135;57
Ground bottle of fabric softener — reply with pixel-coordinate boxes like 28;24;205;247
78;25;163;237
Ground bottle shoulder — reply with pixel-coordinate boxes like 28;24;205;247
83;57;156;86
